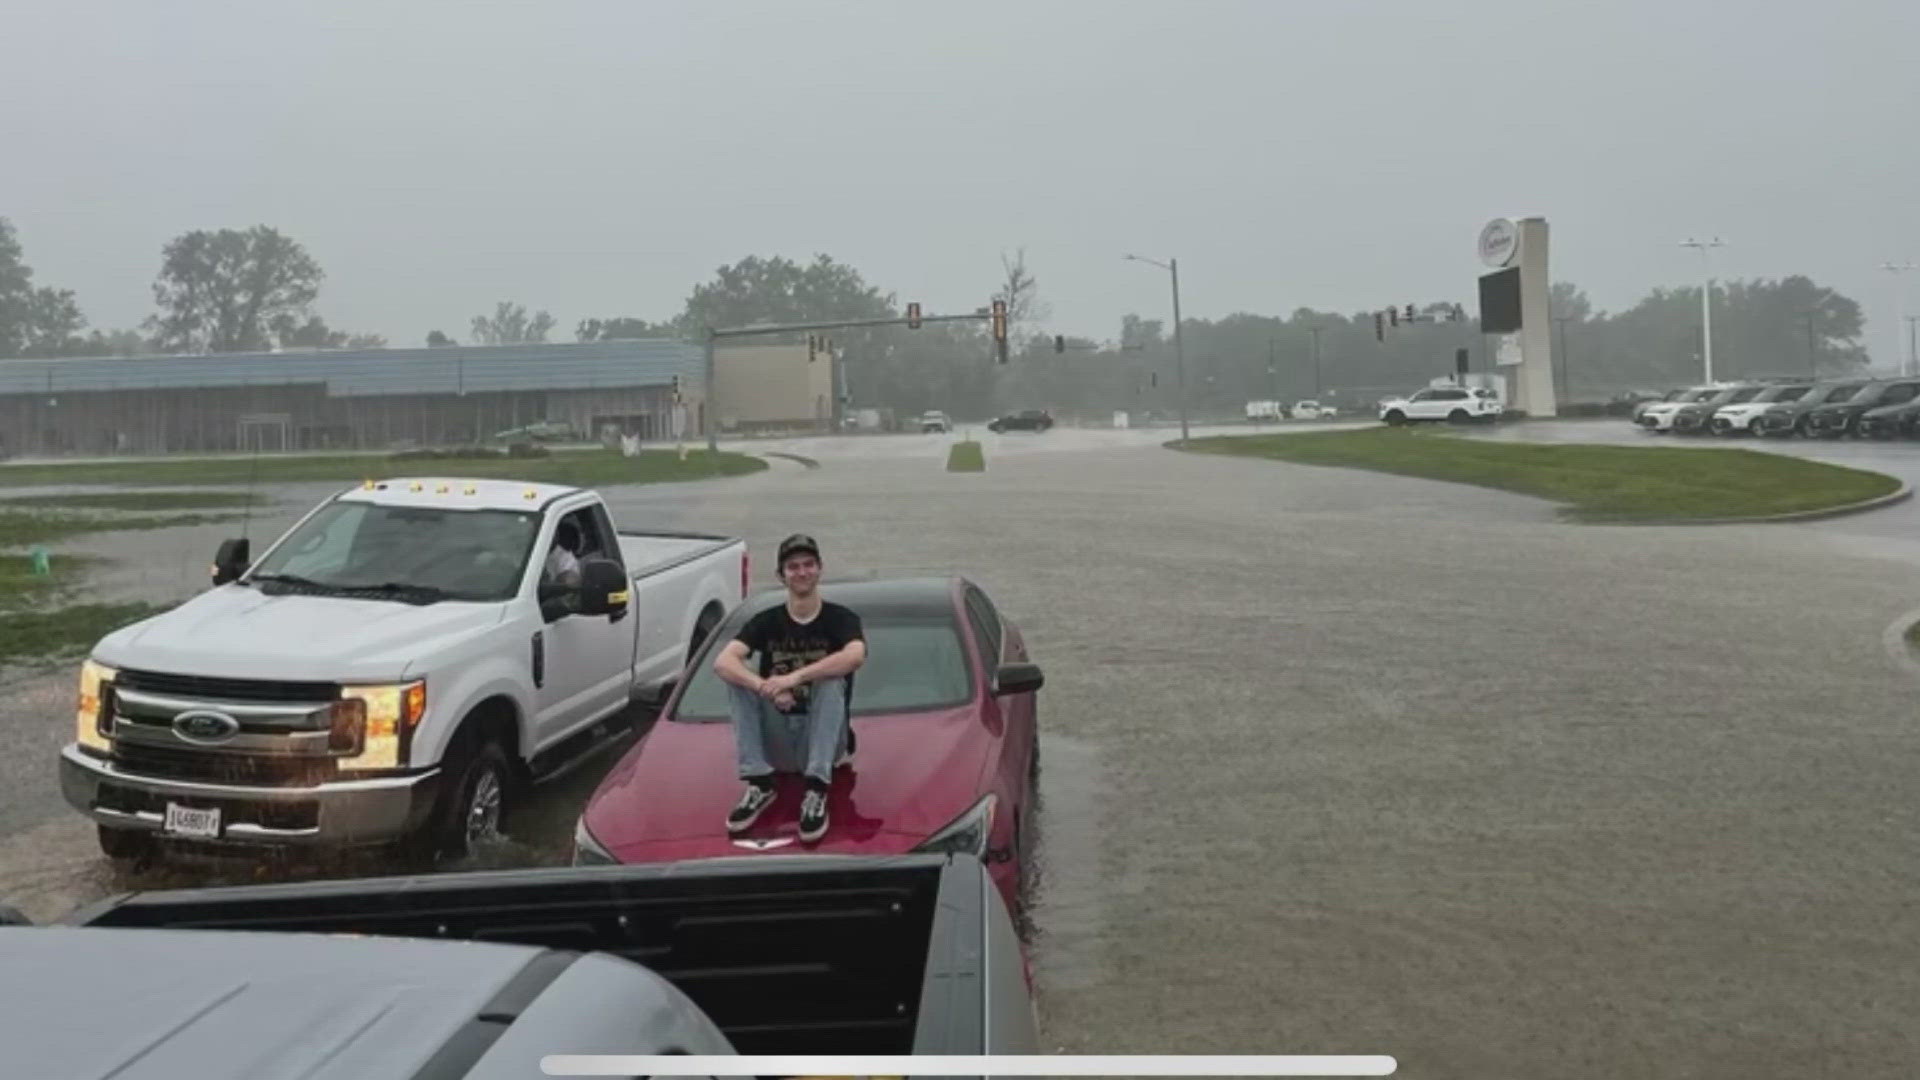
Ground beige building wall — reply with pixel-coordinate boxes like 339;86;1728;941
712;344;835;429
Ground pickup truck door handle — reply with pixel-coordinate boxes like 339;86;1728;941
531;631;545;689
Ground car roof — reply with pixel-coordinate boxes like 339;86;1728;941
739;576;965;620
0;926;546;1080
338;477;581;512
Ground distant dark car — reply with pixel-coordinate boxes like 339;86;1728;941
1856;398;1920;439
1755;381;1869;437
988;410;1054;433
1802;380;1920;439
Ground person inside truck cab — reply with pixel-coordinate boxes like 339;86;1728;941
544;516;583;589
713;534;866;844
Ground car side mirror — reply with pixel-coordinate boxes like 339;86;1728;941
992;662;1044;696
575;558;630;620
211;538;250;587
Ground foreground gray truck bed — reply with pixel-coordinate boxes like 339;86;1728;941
15;853;1034;1075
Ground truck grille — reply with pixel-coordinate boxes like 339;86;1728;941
114;669;339;704
111;743;337;786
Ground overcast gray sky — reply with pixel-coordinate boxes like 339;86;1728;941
5;0;1918;363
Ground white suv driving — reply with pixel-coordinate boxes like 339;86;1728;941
1378;387;1502;425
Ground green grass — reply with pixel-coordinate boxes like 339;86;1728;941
1180;428;1903;522
0;448;767;488
0;602;166;663
0;510;247;547
0;490;262;511
947;441;986;473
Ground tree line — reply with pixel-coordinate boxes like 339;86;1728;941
1;216;1879;415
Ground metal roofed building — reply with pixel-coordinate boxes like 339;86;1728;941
0;339;707;456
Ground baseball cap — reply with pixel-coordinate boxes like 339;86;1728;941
777;533;821;564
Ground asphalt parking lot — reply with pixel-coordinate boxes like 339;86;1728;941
3;422;1918;1076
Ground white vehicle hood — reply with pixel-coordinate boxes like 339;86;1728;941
95;585;508;682
1640;402;1687;418
1715;402;1775;419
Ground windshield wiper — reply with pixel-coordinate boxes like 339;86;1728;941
336;581;454;604
248;572;335;592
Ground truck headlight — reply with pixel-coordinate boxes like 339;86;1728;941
76;659;117;753
573;817;617;866
913;794;997;858
336;680;426;770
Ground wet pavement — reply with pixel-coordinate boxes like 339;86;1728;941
4;423;1920;1075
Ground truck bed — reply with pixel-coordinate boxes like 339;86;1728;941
65;853;1025;1055
617;529;738;580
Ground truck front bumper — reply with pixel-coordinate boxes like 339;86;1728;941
60;744;441;847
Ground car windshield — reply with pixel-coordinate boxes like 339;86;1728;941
248;501;540;602
1848;384;1889;403
1749;385;1806;403
674;614;974;720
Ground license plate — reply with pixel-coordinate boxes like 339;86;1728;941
163;802;221;838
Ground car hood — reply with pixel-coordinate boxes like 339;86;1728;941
93;585;506;682
1641;401;1689;416
584;705;995;850
1861;402;1920;419
1714;401;1775;418
1808;402;1869;415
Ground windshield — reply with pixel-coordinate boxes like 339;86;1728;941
1848;384;1889;403
674;614;973;720
1823;383;1867;402
1750;385;1807;403
248;501;540;601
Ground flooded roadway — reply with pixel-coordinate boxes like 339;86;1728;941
3;423;1919;1075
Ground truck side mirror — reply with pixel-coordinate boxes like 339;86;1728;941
211;538;250;586
992;662;1044;696
575;558;630;620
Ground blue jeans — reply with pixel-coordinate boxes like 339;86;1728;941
729;677;849;786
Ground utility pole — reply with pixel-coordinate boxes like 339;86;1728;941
1125;255;1189;441
1553;316;1571;402
1307;326;1324;399
1681;238;1725;383
1803;311;1819;377
1908;315;1920;378
1265;339;1279;406
1883;262;1917;375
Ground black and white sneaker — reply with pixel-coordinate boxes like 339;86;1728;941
798;785;830;843
835;727;857;768
726;781;776;834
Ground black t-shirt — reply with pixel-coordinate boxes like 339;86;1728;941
734;600;864;713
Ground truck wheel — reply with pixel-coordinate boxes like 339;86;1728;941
96;825;155;864
1447;409;1470;424
419;735;512;862
1384;410;1407;426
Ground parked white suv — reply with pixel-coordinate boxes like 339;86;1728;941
1378;386;1502;425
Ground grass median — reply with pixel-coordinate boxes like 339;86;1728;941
0;448;766;489
947;441;986;472
1179;427;1903;522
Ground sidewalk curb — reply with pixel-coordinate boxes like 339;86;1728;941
760;452;821;470
1590;482;1910;526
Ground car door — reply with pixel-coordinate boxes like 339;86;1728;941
1404;389;1440;420
532;504;638;748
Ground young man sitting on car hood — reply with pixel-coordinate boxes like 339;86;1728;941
713;534;866;843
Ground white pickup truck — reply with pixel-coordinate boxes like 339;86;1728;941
61;477;746;864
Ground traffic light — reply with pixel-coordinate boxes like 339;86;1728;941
907;302;922;330
671;375;682;402
991;299;1008;364
1387;307;1398;327
807;334;817;362
1054;334;1066;354
1404;304;1416;324
1375;312;1385;341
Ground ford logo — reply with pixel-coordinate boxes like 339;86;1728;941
172;710;241;745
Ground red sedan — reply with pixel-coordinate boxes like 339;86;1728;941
574;577;1044;914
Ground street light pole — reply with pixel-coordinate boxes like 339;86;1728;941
1125;254;1189;442
1681;238;1724;383
1265;339;1279;406
1882;262;1917;375
1803;311;1819;377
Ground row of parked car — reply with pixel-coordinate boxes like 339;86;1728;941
1634;377;1920;439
